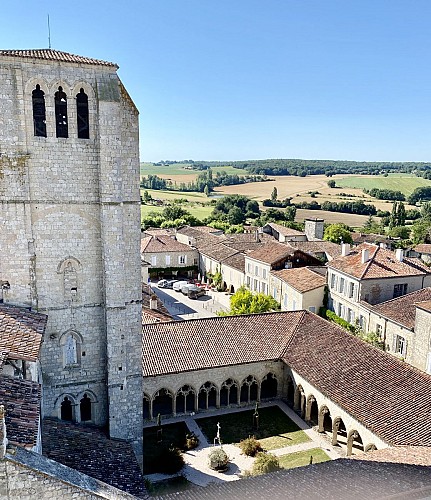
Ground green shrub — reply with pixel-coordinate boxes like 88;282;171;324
251;452;281;476
208;447;229;471
184;432;199;450
153;446;185;474
239;436;263;457
325;309;354;332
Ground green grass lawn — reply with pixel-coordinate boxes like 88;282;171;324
142;422;189;474
278;448;331;469
336;174;431;196
196;406;310;450
141;203;213;221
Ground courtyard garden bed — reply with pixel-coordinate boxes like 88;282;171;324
196;406;310;450
278;448;330;469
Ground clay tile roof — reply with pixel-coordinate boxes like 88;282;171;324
328;243;430;279
0;376;41;447
283;312;431;447
271;267;326;293
140;235;192;253
0;49;117;68
353;445;431;466
413;243;431;254
246;241;294;265
416;300;431;313
222;253;246;272
265;222;305;237
371;287;431;329
142;311;305;377
290;241;342;260
141;284;173;324
199;242;240;261
0;306;47;362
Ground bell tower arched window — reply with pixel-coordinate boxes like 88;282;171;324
32;84;47;137
55;86;68;138
76;88;89;139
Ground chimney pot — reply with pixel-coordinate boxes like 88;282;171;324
341;243;351;257
361;248;370;264
395;248;404;262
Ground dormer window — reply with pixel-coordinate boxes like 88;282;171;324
32;84;47;137
76;88;89;139
55;86;68;138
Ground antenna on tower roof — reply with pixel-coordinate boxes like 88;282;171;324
47;14;52;49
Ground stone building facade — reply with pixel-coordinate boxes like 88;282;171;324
0;49;142;441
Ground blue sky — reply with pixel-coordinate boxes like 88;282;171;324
2;1;431;162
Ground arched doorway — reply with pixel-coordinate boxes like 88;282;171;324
152;388;173;417
261;373;277;399
198;382;217;410
240;375;258;404
80;393;92;422
61;396;73;421
175;385;196;414
220;379;238;407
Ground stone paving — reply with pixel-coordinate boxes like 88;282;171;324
144;401;345;488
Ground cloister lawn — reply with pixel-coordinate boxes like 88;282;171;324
142;421;189;474
196;406;310;450
278;448;331;469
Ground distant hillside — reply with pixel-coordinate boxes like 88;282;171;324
149;159;431;177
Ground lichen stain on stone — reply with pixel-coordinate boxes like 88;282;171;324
0;153;29;183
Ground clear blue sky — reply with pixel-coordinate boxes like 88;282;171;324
2;1;431;163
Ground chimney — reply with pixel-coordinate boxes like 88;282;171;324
150;294;158;310
361;248;370;264
341;243;351;257
0;405;7;459
395;248;404;262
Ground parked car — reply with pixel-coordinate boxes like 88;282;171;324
173;280;189;292
187;286;206;299
157;279;168;288
181;284;196;295
165;279;179;289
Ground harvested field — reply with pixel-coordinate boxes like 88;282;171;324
296;209;369;227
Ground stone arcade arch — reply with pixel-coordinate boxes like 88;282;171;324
364;443;377;453
80;393;92;422
294;384;306;418
240;375;258;404
286;376;294;407
318;405;332;433
332;417;347;446
175;385;196;415
305;394;318;425
220;378;239;407
346;429;364;456
152;388;173;417
60;396;74;421
260;372;278;399
198;382;217;410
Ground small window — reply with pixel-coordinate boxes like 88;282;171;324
376;324;383;338
272;287;277;299
246;276;251;287
179;255;186;264
348;282;355;299
330;273;336;289
165;255;171;265
309;306;316;313
255;266;259;277
339;278;345;294
247;263;251;273
359;315;366;329
32;84;47;137
395;335;406;356
76;88;89;139
151;255;157;266
55;86;68;138
393;283;408;298
262;268;267;279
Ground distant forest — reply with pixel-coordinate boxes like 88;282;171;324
153;159;431;177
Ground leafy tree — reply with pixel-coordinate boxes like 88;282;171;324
250;452;281;476
271;186;278;202
323;224;353;244
162;205;188;221
227;206;245;225
219;286;280;316
142;190;152;203
327;180;336;188
388;225;410;239
408;186;431;204
204;184;210;197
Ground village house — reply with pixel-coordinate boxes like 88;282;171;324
269;267;326;313
327;242;431;329
261;222;307;242
409;243;431;264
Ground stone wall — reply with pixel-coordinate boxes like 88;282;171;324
411;307;431;373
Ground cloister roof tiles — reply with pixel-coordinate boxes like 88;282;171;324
0;376;41;447
0;305;47;361
0;49;117;67
142;311;305;377
144;310;431;447
328;243;430;279
371;287;431;329
271;267;326;293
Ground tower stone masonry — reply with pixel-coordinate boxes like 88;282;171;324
0;49;143;440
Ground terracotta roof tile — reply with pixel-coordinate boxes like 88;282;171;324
271;267;326;293
141;234;192;253
353;446;431;466
328;243;430;279
199;242;240;261
222;253;246;272
246;241;295;265
371;287;431;329
141;284;173;324
0;376;40;447
0;305;47;361
413;243;431;254
283;312;431;446
416;300;431;313
0;49;117;67
142;311;305;377
290;241;342;260
264;222;305;237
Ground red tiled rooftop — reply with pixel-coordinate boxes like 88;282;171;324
329;243;430;279
0;305;47;362
416;300;431;313
413;244;431;254
264;222;305;237
371;287;431;329
271;267;326;293
246;241;294;265
141;234;192;253
0;49;117;67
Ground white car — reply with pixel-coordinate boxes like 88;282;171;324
173;280;189;292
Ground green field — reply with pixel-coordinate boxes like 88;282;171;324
336;174;431;196
141;203;213;221
140;162;248;177
278;448;331;470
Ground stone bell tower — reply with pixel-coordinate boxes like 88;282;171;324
0;49;142;441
